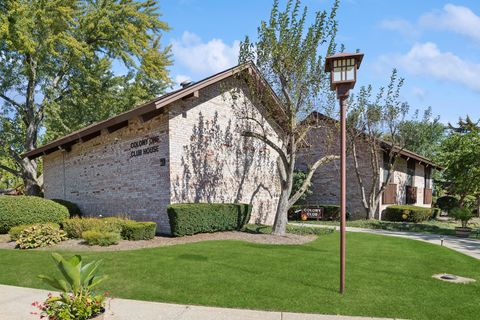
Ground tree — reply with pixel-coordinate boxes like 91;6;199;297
398;107;446;159
437;118;480;214
347;70;409;220
0;0;172;195
237;0;340;235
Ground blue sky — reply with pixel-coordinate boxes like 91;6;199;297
157;0;480;124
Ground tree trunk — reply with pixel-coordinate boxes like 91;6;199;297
477;196;480;218
272;184;290;236
21;157;42;196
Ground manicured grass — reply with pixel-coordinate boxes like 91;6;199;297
298;218;480;238
0;232;479;319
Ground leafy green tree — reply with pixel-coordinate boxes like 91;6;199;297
237;0;339;235
437;118;480;212
398;107;446;159
347;70;409;220
0;0;172;195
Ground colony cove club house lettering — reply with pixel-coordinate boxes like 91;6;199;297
129;135;160;158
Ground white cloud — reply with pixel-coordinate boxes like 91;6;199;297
379;18;419;38
420;4;480;41
411;87;427;101
172;31;240;75
394;42;480;92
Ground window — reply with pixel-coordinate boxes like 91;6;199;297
383;153;390;184
424;166;432;189
333;58;356;82
407;160;415;186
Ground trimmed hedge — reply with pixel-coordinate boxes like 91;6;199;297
167;203;252;237
288;204;352;221
383;205;433;223
0;196;69;233
82;230;121;246
121;221;156;240
62;217;125;238
51;199;82;217
62;217;157;240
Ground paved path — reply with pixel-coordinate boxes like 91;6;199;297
0;284;400;320
290;222;480;260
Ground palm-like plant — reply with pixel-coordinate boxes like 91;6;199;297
35;253;108;320
39;253;108;295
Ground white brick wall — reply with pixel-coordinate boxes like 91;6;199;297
43;78;282;233
168;80;281;225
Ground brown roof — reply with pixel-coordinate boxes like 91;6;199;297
306;112;443;170
24;62;283;160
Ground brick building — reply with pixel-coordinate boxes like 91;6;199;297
24;63;283;234
296;113;442;219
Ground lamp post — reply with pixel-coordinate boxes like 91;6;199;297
325;52;363;294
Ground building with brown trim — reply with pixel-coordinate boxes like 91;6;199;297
24;63;283;234
296;113;442;219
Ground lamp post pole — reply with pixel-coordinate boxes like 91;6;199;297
324;51;364;295
339;92;348;295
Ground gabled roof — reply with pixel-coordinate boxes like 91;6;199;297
23;62;284;160
306;112;443;170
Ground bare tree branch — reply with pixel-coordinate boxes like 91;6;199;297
288;154;339;207
0;164;21;177
0;93;21;109
242;130;289;169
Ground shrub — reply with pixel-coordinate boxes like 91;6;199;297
51;199;82;217
16;224;67;249
288;204;352;221
37;253;107;320
0;196;69;233
167;203;252;237
121;221;156;240
383;205;433;223
8;223;60;241
450;207;474;228
436;196;459;213
62;217;125;238
8;224;33;241
82;230;121;246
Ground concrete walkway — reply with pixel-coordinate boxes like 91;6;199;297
0;284;400;320
290;222;480;260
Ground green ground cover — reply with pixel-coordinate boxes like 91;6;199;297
0;232;479;319
297;218;480;238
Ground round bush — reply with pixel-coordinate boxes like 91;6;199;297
51;199;82;217
0;196;69;233
436;196;459;213
383;205;432;223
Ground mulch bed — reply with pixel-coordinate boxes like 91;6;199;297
0;231;315;252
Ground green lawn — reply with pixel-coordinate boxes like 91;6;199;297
297;218;480;238
0;232;479;319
